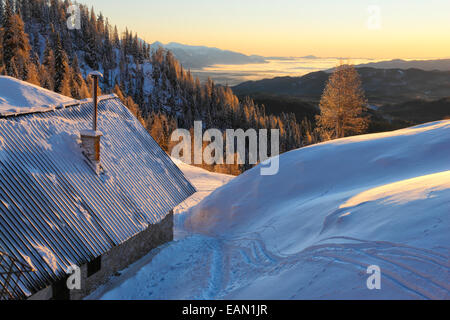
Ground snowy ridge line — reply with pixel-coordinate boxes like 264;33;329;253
0;94;119;119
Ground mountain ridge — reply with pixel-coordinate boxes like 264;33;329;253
354;58;450;72
233;67;450;104
152;41;267;69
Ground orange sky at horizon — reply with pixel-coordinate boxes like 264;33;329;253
80;0;450;60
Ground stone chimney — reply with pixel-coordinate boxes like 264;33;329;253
80;129;103;164
81;71;103;172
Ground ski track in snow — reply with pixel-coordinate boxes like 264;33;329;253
93;195;450;300
92;230;449;300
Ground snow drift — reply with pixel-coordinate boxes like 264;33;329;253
186;121;450;247
97;121;450;300
184;121;450;299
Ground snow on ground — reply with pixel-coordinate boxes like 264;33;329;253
92;121;450;300
0;76;73;116
170;158;234;239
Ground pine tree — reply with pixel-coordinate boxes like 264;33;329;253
85;29;98;69
112;25;120;48
54;34;71;95
39;64;52;90
71;54;89;99
0;0;4;27
2;12;31;80
3;0;13;23
18;0;31;26
113;83;125;102
26;54;40;85
43;38;54;69
42;38;55;89
71;55;82;84
31;27;41;55
316;63;368;139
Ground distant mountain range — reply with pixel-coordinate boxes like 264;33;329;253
233;67;450;104
354;59;450;72
151;42;267;69
149;42;450;84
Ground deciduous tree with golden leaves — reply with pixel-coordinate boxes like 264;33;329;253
316;64;368;140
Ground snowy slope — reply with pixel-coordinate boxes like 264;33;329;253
172;158;234;215
171;158;235;239
95;121;450;300
0;76;73;116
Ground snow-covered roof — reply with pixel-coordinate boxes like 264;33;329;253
0;76;74;117
0;91;196;299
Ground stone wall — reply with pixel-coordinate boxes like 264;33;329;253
29;211;173;300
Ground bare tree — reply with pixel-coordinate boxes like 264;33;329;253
316;63;368;139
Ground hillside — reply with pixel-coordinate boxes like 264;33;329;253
233;67;450;104
0;0;305;174
236;93;319;124
92;121;449;300
152;42;266;69
379;98;450;124
354;58;450;72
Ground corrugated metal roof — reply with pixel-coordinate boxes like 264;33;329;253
0;96;196;299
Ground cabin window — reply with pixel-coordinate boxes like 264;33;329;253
52;277;70;300
87;256;102;277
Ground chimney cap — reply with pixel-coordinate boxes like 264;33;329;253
88;71;103;78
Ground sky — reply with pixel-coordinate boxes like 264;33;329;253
80;0;450;59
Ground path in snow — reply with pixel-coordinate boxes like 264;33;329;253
92;233;448;300
170;158;235;240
